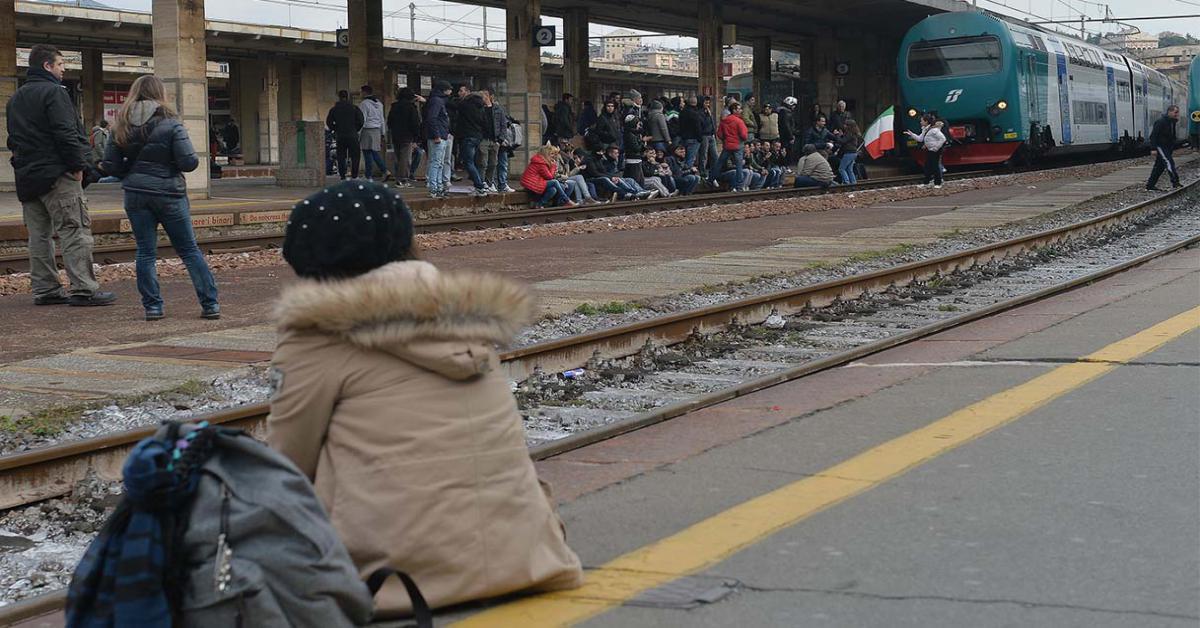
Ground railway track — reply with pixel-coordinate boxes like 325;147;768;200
0;168;1026;275
0;181;1194;625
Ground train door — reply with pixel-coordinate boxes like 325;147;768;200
1105;66;1119;144
1055;51;1072;145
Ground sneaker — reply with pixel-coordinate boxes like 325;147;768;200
451;174;463;182
201;306;221;320
501;185;516;193
430;190;444;199
933;184;943;189
646;190;661;199
145;308;164;321
68;291;117;307
472;187;489;197
1145;186;1161;192
486;183;498;193
610;192;620;203
1171;181;1183;189
33;293;69;306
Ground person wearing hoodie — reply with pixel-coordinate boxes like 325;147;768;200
456;90;490;197
100;75;217;321
621;114;648;185
357;85;392;182
423;80;453;199
387;87;424;188
269;180;583;616
621;89;643;125
326;90;364;180
645;100;671;152
585;100;621;153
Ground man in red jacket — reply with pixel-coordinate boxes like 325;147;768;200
709;102;748;191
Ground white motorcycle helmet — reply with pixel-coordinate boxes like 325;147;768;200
783;96;798;107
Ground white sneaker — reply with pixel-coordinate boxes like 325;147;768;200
486;183;498;193
933;184;942;189
501;185;516;193
472;187;489;197
646;189;661;200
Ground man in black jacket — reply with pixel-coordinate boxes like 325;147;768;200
6;44;115;306
552;94;576;144
679;96;702;168
387;87;423;187
456;90;489;196
325;90;364;179
1146;105;1181;191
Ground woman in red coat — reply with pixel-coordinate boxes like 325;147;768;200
709;102;748;191
521;145;574;208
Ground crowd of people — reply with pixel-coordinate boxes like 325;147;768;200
321;81;877;207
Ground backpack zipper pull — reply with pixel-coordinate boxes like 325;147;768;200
214;484;234;593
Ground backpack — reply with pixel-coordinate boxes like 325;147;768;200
508;120;524;150
67;422;432;628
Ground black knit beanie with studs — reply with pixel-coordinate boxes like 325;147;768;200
282;180;415;279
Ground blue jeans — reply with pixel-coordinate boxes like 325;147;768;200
539;179;569;206
495;150;510;189
673;174;699;195
124;192;217;312
764;167;783;188
426;139;449;193
683;139;700;168
711;149;744;189
362;149;387;180
794;175;831;189
459;136;486;190
839;152;858;184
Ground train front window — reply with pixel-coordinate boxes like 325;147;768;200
908;36;1002;79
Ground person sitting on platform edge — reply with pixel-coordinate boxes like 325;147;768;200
521;144;574;208
268;179;584;616
793;143;836;189
7;43;116;307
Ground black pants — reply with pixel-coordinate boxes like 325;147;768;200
923;150;943;185
335;134;361;179
1147;146;1179;188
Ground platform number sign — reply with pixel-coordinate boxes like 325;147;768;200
945;89;963;103
533;25;556;47
335;29;349;49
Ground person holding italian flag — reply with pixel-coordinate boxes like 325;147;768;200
863;106;895;159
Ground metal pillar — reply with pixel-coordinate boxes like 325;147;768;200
348;0;385;101
0;0;16;192
153;0;209;198
698;1;722;103
257;55;280;164
563;7;589;104
751;37;770;108
504;0;542;175
81;49;104;132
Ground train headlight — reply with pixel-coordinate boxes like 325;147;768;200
989;100;1008;116
907;108;918;118
996;100;1008;110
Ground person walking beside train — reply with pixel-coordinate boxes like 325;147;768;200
7;44;116;307
101;75;218;320
269;180;583;616
905;113;946;188
1146;104;1182;191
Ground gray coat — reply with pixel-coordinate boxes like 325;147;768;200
646;108;671;144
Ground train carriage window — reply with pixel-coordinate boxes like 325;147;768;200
1117;80;1131;102
908;36;1002;78
1073;101;1108;125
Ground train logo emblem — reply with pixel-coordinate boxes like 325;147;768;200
1192;111;1200;123
945;89;963;103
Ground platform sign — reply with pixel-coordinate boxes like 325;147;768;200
119;214;235;233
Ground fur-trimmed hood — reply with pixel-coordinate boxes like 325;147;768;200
275;261;533;379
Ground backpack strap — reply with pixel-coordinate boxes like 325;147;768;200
366;567;433;628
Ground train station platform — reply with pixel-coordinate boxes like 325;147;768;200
450;247;1200;627
0;156;1189;417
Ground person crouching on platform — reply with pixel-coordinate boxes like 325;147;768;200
101;75;219;321
267;179;583;617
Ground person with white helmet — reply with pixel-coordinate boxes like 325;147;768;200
777;96;799;167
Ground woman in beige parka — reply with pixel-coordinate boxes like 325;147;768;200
266;179;583;618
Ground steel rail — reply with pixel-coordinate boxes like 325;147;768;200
0;184;1194;627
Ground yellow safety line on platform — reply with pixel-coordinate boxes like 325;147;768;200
452;305;1200;627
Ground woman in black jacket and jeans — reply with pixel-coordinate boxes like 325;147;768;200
101;75;218;321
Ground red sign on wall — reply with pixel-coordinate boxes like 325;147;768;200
103;90;128;105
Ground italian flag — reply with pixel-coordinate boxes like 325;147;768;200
864;106;895;159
